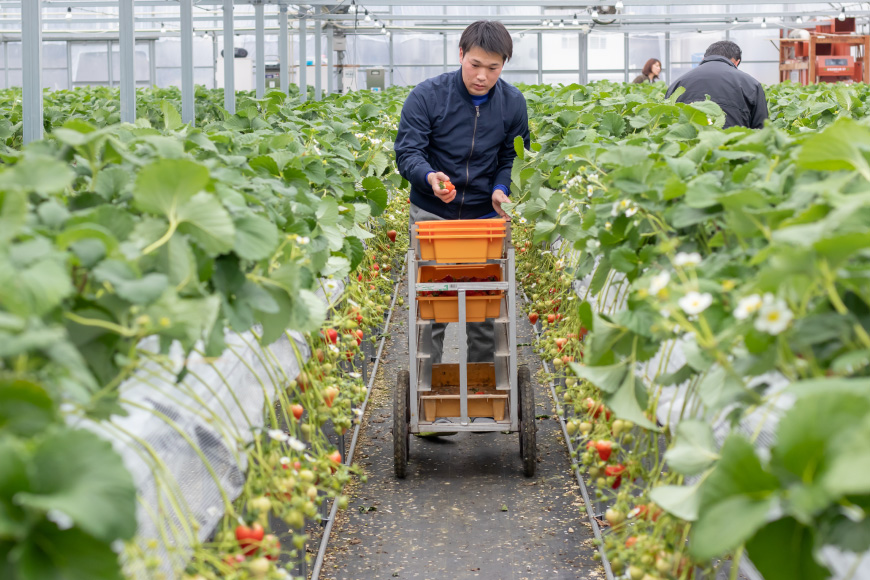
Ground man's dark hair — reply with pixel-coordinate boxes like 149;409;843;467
705;40;742;63
459;20;513;62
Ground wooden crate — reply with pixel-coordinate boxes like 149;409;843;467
419;363;508;422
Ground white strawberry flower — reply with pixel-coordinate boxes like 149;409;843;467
678;291;713;315
519;217;527;224
268;429;289;442
674;252;702;267
733;294;763;321
47;509;74;530
287;436;307;452
625;206;638;218
649;271;671;296
279;456;292;467
754;296;793;335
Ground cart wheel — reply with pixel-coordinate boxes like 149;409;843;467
517;365;537;477
394;370;411;478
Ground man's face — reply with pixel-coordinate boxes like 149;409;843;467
459;46;505;96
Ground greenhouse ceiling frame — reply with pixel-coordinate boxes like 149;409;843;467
18;0;870;142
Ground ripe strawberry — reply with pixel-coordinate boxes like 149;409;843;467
234;523;264;556
605;464;625;477
547;314;556;324
328;450;342;464
555;338;567;351
528;312;539;325
323;328;338;344
290;404;304;421
595;440;613;462
387;230;397;243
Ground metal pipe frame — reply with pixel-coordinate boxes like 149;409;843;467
119;0;135;122
314;12;322;100
180;0;194;124
222;0;235;113
298;12;307;102
19;0;867;5
326;23;333;95
22;0;43;144
279;5;288;94
254;0;265;97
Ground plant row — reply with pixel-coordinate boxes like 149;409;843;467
509;81;870;580
0;85;414;580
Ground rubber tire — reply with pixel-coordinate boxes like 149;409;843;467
518;365;537;477
394;370;410;478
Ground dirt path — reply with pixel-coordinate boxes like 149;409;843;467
317;281;604;580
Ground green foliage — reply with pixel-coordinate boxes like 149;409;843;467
512;79;870;578
0;84;409;578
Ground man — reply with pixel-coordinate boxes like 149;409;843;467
666;40;768;129
394;20;530;364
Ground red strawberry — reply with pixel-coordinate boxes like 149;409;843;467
595;440;612;461
529;312;539;325
291;404;304;421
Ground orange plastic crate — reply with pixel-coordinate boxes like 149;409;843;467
416;264;503;323
415;219;507;263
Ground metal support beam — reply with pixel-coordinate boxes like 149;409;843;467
222;0;235;113
119;0;135;122
299;15;308;102
314;14;322;100
443;32;448;73
537;32;543;84
255;1;265;98
579;31;588;84
624;33;630;82
180;0;194;125
388;31;394;86
326;24;334;95
22;0;43;144
279;6;289;94
665;31;671;83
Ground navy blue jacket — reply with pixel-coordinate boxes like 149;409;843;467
666;55;768;129
394;68;530;220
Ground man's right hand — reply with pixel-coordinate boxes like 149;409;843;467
428;171;456;204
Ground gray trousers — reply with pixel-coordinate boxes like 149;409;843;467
410;203;495;364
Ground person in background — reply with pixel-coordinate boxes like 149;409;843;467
394;20;531;364
632;58;662;84
665;40;768;129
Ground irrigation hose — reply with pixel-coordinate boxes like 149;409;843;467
309;260;406;580
522;289;616;580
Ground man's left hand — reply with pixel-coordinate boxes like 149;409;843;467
492;190;511;220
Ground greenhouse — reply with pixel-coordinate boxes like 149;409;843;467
2;1;870;580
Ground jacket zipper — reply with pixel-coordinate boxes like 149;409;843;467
458;105;480;219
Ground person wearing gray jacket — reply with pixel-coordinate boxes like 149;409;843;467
665;40;768;129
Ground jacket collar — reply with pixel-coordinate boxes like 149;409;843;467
700;54;737;68
453;67;497;104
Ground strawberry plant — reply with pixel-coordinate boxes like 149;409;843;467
511;81;870;579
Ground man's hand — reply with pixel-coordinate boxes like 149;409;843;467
428;171;456;204
492;190;511;220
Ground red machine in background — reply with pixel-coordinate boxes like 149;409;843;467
779;17;870;84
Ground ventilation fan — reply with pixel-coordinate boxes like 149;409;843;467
591;5;618;25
